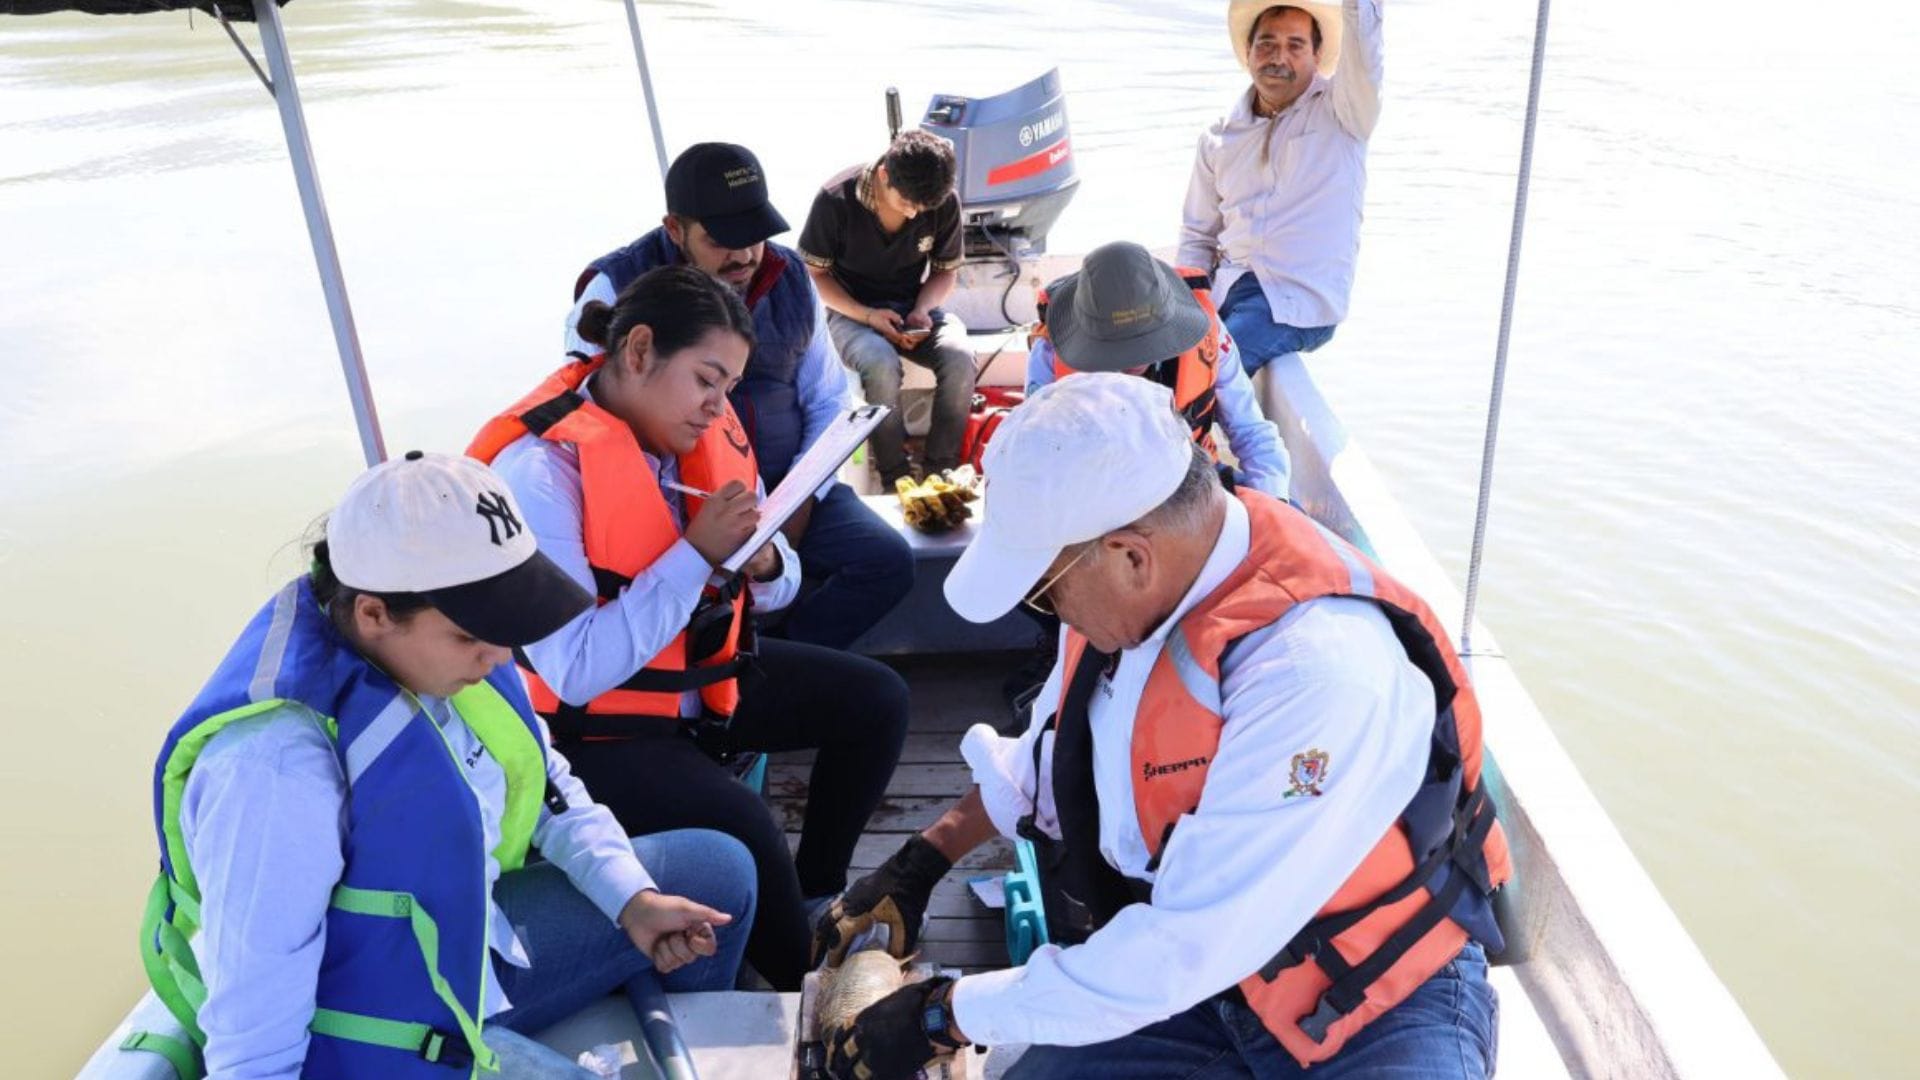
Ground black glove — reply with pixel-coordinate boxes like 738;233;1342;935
812;835;952;967
824;975;965;1080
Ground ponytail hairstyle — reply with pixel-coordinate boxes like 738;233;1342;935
308;532;431;640
574;264;755;374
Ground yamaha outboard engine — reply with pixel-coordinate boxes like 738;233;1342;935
916;69;1079;330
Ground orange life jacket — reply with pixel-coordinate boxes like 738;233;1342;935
1037;266;1222;456
467;355;760;738
1031;489;1512;1066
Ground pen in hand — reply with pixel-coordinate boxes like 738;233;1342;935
661;479;714;500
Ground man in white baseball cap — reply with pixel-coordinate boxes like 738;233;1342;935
816;375;1511;1080
136;452;761;1078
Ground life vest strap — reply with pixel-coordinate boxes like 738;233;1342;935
324;885;499;1072
615;654;751;694
1258;782;1498;982
590;565;632;602
139;872;209;1047
309;1009;476;1071
520;389;587;438
120;1029;203;1080
1284;784;1501;1044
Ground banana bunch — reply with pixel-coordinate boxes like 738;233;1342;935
894;466;982;533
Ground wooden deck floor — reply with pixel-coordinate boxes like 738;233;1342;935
769;654;1025;972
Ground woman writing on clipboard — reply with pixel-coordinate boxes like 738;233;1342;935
472;266;909;989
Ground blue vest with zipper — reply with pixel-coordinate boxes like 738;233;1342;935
146;579;547;1078
579;227;818;483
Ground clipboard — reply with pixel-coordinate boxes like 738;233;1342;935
721;404;890;573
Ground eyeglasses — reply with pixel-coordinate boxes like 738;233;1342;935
1021;542;1095;616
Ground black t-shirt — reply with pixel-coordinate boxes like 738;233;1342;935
796;163;963;310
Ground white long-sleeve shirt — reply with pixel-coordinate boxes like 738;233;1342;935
182;693;654;1078
490;375;800;710
950;495;1435;1047
1024;335;1291;499
1177;0;1385;328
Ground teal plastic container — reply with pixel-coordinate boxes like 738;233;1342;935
1003;838;1050;964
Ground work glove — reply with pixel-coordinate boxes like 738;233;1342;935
824;975;965;1080
812;835;952;967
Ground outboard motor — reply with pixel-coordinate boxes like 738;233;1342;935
917;68;1079;330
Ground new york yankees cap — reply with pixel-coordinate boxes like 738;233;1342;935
327;451;593;647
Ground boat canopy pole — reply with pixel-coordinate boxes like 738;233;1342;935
1460;0;1551;654
242;0;388;467
621;0;671;180
213;8;273;94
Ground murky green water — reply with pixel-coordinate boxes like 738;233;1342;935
3;1;1915;1074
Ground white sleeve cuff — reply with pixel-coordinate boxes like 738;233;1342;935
580;853;658;926
959;723;1042;840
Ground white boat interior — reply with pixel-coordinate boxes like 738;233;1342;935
81;338;1784;1079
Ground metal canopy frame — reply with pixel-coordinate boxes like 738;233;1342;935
220;0;387;466
620;0;671;181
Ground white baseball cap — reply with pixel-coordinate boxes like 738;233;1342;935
327;451;593;646
944;373;1196;624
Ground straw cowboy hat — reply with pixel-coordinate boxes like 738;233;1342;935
1228;1;1343;78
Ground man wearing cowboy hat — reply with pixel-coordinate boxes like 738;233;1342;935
1025;240;1290;498
1178;1;1385;376
813;373;1507;1080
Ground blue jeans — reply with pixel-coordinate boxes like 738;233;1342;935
479;830;758;1076
1217;274;1336;376
1003;943;1498;1080
828;309;978;481
783;481;914;649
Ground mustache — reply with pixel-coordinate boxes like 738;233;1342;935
718;259;757;274
1257;64;1296;80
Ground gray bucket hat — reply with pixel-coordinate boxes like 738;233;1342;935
1046;241;1211;373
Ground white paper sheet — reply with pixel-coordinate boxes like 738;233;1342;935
721;404;889;573
969;875;1007;910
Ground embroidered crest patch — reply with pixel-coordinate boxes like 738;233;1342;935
1285;749;1330;798
917;236;934;253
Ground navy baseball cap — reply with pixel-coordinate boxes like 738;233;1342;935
664;142;790;249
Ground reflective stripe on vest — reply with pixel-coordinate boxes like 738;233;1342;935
1046;491;1513;1066
468;355;759;737
1039;265;1222;455
143;578;550;1078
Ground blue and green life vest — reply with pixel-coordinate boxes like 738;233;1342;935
133;578;551;1078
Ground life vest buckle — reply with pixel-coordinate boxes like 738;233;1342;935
689;708;739;765
1297;995;1346;1044
419;1028;474;1069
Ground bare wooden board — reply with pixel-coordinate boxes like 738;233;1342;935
777;732;973;767
771;763;979;798
771;793;955;834
786;833;1013;873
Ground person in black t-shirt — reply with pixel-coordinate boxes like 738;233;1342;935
798;131;977;488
